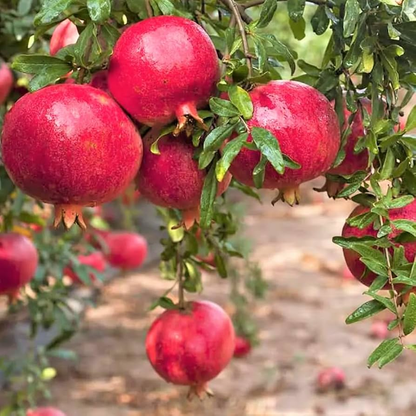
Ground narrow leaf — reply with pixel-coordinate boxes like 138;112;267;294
251;127;284;174
200;163;218;229
228;86;253;120
403;293;416;335
346;299;386;324
367;338;399;368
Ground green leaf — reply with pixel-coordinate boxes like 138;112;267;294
367;338;400;368
346;211;377;229
18;0;34;16
311;5;329;35
336;181;361;198
403;293;416;335
343;0;360;38
167;219;184;243
198;150;216;170
203;123;238;152
251;127;284;175
392;220;416;237
368;274;388;292
214;253;228;278
253;155;267;189
360;258;388;277
216;133;248;182
297;60;321;76
378;344;403;368
35;0;72;25
385;195;414;209
287;0;305;22
380;50;400;91
405;106;416;132
289;16;306;40
200;163;218;229
158;296;177;310
379;148;395;180
346;299;387;324
87;0;111;23
262;34;296;74
257;0;278;28
253;37;267;72
228;86;253;120
365;293;396;313
209;97;240;117
150;125;176;155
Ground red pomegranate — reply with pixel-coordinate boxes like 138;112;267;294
316;367;346;392
64;251;106;285
342;201;416;288
228;81;340;205
233;336;252;358
0;233;38;300
0;62;13;105
90;70;109;94
27;408;66;416
104;231;148;270
50;19;79;55
370;320;389;339
108;16;220;129
146;300;235;398
320;99;371;197
136;129;231;227
1;84;143;229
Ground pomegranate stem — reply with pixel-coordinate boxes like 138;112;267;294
177;244;185;309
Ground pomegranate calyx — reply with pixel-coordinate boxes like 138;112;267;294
186;383;214;401
271;187;300;206
181;206;201;230
174;103;208;136
313;178;345;199
54;204;87;230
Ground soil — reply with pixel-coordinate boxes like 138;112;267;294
3;182;416;416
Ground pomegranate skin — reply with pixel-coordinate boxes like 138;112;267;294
342;201;416;288
329;99;371;177
27;408;66;416
146;300;235;395
104;231;148;270
137;130;231;211
108;16;220;127
229;81;340;204
1;84;143;229
65;251;107;285
0;233;38;297
50;19;79;55
0;62;13;105
233;336;252;358
90;70;109;94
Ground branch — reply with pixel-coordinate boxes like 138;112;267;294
220;0;253;77
145;0;153;17
241;0;331;8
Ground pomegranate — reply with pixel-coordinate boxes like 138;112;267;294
1;84;143;229
136;129;231;227
0;233;38;300
50;19;79;55
370;320;389;339
342;201;416;288
320;99;371;197
228;81;340;205
108;16;220;130
104;231;148;270
64;251;107;285
233;336;252;358
0;62;13;105
316;367;346;392
27;408;66;416
146;300;235;398
90;70;109;94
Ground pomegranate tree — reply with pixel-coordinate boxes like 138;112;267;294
228;81;340;205
49;19;79;55
0;62;13;105
64;251;107;285
0;233;38;300
136;129;231;227
146;300;235;398
27;408;66;416
108;15;220;130
1;84;143;229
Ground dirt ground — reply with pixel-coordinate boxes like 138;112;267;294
4;183;416;416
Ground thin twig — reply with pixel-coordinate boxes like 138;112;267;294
76;27;96;84
145;0;153;17
241;0;330;8
177;244;185;309
220;0;253;77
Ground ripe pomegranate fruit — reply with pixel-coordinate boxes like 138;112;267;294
228;81;340;205
108;16;220;130
0;62;13;105
64;251;107;285
2;84;143;229
342;201;416;288
316;367;346;392
50;19;79;55
90;70;110;94
146;300;235;398
27;408;66;416
104;231;148;270
233;336;252;358
319;99;371;197
137;129;231;227
0;233;38;300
